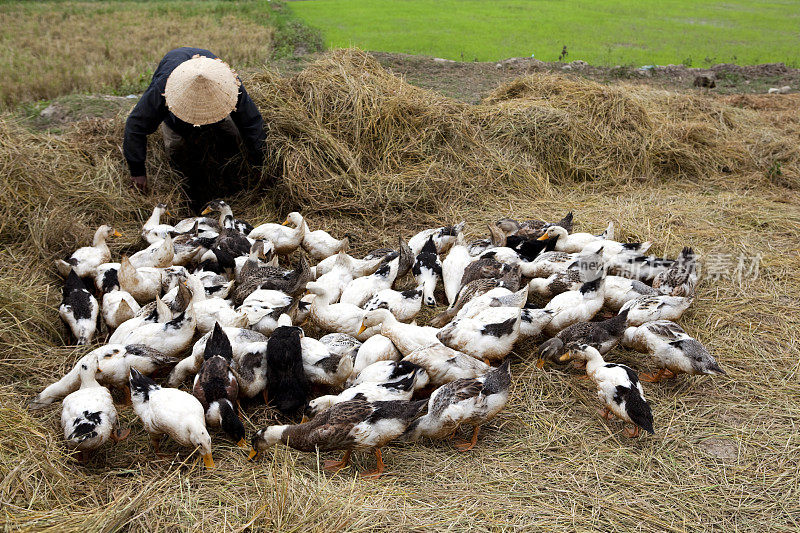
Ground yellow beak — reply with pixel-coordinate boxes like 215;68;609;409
113;230;122;237
559;352;572;362
536;233;549;241
248;448;259;461
202;453;215;468
281;219;290;226
357;324;367;335
237;438;248;448
201;207;212;215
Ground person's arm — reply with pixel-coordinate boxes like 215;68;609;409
230;86;266;167
123;82;168;190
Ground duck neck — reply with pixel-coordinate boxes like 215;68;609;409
377;310;399;336
93;228;109;248
186;275;207;302
584;350;606;377
144;208;162;230
79;359;101;389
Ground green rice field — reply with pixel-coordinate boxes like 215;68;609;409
290;0;800;66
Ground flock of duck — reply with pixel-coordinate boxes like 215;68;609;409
30;202;725;477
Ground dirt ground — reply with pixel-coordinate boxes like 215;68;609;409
24;52;800;130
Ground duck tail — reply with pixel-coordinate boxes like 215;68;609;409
625;388;655;434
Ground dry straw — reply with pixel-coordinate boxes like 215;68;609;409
1;49;799;530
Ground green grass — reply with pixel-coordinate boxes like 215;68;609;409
290;0;800;66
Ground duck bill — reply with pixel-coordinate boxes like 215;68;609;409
237;438;248;448
536;234;549;241
281;219;290;226
202;453;215;468
248;449;260;461
357;324;367;335
113;230;122;237
201;207;212;215
559;352;572;362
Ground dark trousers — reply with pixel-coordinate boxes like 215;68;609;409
161;118;248;214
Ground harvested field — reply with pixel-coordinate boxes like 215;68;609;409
1;49;799;531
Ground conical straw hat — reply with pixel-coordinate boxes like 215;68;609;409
164;55;240;126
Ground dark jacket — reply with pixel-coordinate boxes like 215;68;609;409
123;47;266;177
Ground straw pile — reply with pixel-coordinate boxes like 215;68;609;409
1;49;799;531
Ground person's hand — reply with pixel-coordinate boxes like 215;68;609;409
130;175;147;194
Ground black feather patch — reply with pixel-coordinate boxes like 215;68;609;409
400;288;422;299
266;326;310;419
579;277;602;295
481;317;517;337
100;268;120;293
205;323;234;361
129;368;158;401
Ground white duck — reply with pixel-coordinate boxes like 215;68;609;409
110;299;196;357
543;275;606;336
349;334;402;383
118;255;162;304
183;274;247;334
307;282;380;341
559;344;654;438
306;361;429;418
239;289;295;335
442;232;472;306
603;275;659;311
56;225;120;279
30;344;179;408
536;224;611;254
408;221;464;255
402;344;490;386
437;306;521;363
312;250;385;279
129;234;174;269
301;335;354;388
520;247;604;279
363;286;423;323
102;289;140;330
248;212;306;255
129;369;214;467
312;252;354;302
141;203;174;244
622;320;725;382
301;220;349;260
620;295;694;326
108;295;171;344
61;353;126;461
59;270;99;346
359;309;442;356
340;256;402;307
412;236;443;307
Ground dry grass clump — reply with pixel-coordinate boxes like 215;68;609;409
0;1;275;109
1;49;800;530
248;50;799;219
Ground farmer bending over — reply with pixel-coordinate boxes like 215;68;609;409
123;47;266;213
